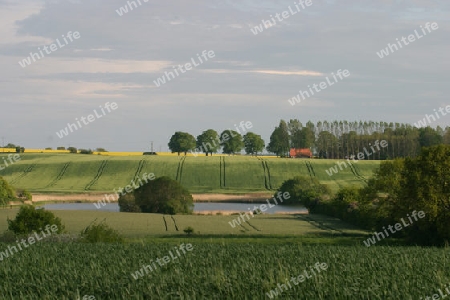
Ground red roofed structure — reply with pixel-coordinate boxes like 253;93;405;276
289;148;312;158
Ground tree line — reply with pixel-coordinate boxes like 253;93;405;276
169;119;450;158
276;144;450;246
168;129;265;156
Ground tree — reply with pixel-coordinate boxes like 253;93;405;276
196;129;220;156
220;130;243;155
7;205;64;235
79;149;93;154
5;143;16;148
243;132;265;155
275;176;330;209
57;147;66;150
267;120;290;157
418;127;443;148
0;176;16;205
168;132;196;156
119;176;194;214
95;148;108;152
68;147;77;153
15;146;24;153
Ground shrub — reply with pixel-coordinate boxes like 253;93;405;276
0;176;16;205
68;147;77;153
79;149;93;154
80;220;124;243
275;175;331;208
7;205;64;235
183;226;194;235
16;189;32;201
57;146;66;150
118;193;141;213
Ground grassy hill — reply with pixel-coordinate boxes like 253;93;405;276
0;153;381;193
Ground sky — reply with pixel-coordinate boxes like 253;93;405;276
0;0;448;152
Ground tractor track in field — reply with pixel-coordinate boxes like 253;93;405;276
170;216;179;231
245;220;261;232
349;162;367;183
305;160;316;178
258;157;272;190
84;160;109;191
297;214;343;235
44;162;71;189
10;164;36;184
133;159;146;180
219;156;226;188
175;156;186;183
163;216;168;231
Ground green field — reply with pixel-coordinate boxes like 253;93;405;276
0;209;447;299
0;154;380;193
0;239;448;299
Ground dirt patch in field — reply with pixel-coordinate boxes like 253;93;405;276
30;193;274;203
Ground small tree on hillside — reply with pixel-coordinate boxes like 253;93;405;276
196;129;220;156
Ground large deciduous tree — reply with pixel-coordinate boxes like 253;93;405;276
168;132;196;156
196;129;220;156
220;130;243;155
243;132;265;155
119;176;194;214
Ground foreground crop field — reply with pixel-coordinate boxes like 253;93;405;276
0;242;448;299
0;154;380;193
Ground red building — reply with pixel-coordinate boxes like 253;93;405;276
289;148;312;158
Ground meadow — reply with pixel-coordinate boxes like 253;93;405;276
0;153;380;194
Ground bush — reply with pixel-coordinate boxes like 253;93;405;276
275;175;331;208
68;147;77;153
7;205;64;235
183;226;194;235
80;220;124;243
16;189;32;201
57;147;66;150
118;193;141;212
0;176;16;205
120;176;194;214
79;149;93;154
